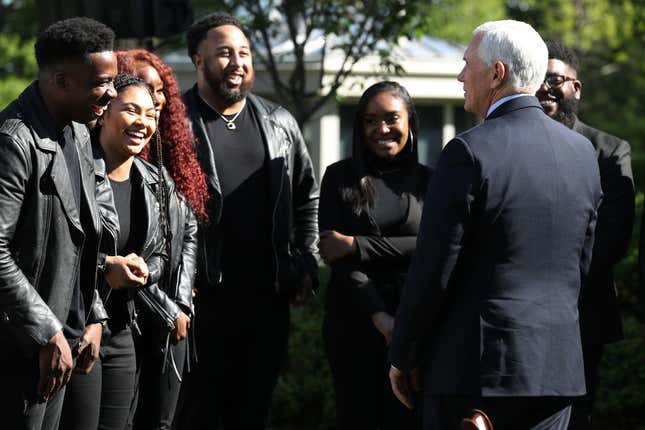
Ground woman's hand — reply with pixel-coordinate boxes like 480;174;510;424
371;311;395;345
75;323;102;374
319;230;357;264
172;312;191;343
104;255;148;289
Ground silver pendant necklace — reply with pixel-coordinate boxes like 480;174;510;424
200;95;246;130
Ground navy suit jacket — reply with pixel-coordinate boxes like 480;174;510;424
389;96;602;397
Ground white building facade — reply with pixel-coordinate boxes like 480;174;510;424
163;34;474;179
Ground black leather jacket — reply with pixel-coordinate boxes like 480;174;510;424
93;152;166;329
183;87;319;294
0;82;108;354
134;170;198;329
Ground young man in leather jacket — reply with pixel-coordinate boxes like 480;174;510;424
178;12;319;430
0;18;149;430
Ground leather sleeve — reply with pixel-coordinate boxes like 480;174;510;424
146;216;167;287
288;115;320;283
0;133;62;350
87;289;108;324
176;202;198;316
136;283;180;328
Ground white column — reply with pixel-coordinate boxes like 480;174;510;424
318;111;341;179
442;104;455;147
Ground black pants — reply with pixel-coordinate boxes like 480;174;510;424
0;336;66;430
568;342;605;430
176;287;289;430
323;310;420;430
424;396;573;430
60;327;136;430
129;328;187;430
0;345;67;430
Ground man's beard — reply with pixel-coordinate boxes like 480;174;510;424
553;96;579;129
204;70;253;106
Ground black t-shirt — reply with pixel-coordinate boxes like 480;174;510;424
198;97;274;286
107;175;143;330
110;177;133;254
60;126;85;346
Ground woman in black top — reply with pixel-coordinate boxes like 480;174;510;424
117;49;207;430
61;74;166;430
319;81;431;429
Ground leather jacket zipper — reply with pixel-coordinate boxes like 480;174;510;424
138;290;176;330
271;139;289;293
33;195;53;289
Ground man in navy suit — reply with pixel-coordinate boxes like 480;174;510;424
388;20;603;430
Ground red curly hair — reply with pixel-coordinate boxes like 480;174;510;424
117;49;210;223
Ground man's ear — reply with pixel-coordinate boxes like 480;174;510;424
192;53;202;69
53;70;67;90
491;61;506;89
573;79;582;100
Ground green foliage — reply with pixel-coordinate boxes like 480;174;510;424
0;0;37;110
0;76;32;111
419;0;507;43
596;317;645;429
270;266;335;430
0;34;37;78
508;0;645;165
595;194;645;429
192;0;435;126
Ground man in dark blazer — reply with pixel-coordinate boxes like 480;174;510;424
536;41;635;430
388;20;603;430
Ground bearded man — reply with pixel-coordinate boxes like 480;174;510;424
179;12;319;430
536;40;635;430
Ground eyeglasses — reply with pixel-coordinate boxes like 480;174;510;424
542;74;577;89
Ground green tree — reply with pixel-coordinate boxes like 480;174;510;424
0;0;38;109
192;0;434;126
418;0;508;43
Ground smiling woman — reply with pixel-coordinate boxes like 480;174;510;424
318;81;431;429
99;82;156;168
59;73;171;430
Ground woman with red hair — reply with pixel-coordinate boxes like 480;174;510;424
116;49;209;430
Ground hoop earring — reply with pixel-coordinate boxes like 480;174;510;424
408;129;414;152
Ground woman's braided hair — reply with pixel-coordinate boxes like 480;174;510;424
105;73;173;283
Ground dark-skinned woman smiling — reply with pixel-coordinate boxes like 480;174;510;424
60;74;167;430
319;81;431;430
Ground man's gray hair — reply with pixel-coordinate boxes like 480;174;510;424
473;20;547;94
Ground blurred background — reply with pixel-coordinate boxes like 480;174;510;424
1;0;644;428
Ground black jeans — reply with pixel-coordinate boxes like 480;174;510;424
177;286;289;430
323;310;421;430
0;346;67;430
60;327;136;430
129;327;187;430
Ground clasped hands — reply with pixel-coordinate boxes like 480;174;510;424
37;253;149;402
104;253;149;289
319;230;356;264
